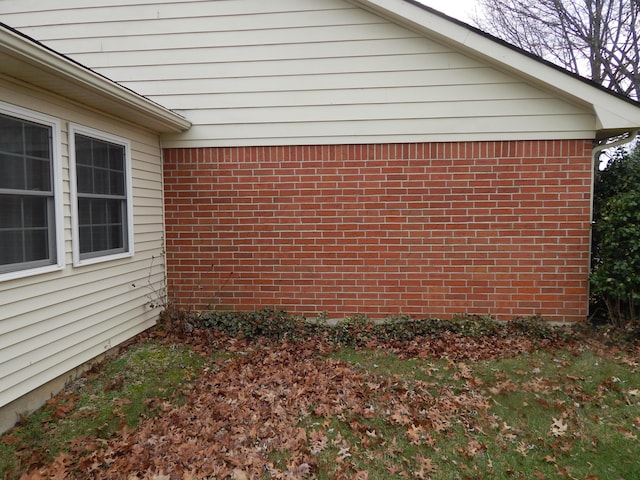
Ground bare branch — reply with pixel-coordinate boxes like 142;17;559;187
473;0;640;100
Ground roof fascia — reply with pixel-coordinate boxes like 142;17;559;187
0;24;191;133
349;0;640;137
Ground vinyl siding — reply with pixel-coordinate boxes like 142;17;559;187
0;76;166;410
0;0;598;147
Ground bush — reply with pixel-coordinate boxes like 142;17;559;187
591;144;640;326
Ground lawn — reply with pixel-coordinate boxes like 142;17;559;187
2;314;639;480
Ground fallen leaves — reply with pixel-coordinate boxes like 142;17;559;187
309;430;329;456
34;338;379;479
47;393;79;420
15;333;489;479
9;326;640;480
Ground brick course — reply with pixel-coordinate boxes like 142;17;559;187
163;140;593;322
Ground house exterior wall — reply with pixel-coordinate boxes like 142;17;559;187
164;140;592;322
0;0;597;147
0;75;166;430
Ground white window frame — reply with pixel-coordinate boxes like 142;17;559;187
69;124;134;267
0;101;64;282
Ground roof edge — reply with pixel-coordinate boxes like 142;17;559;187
402;0;640;109
0;22;191;133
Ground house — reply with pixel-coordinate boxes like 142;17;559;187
0;23;190;432
1;0;639;431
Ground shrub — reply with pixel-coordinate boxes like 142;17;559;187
591;144;640;326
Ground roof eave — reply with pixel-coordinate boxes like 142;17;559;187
0;24;191;134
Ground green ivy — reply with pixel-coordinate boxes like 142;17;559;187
194;308;571;345
198;308;308;340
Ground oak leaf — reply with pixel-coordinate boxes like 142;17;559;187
337;446;352;461
550;418;568;437
230;469;248;480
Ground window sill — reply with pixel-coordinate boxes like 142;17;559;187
0;263;65;283
73;250;133;268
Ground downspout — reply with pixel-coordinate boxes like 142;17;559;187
159;135;169;313
588;129;639;318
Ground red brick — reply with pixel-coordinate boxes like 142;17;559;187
163;140;592;321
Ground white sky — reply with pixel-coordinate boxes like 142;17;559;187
418;0;479;22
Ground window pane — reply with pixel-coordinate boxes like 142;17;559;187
22;196;48;228
106;199;123;223
93;141;109;169
110;170;125;196
75;135;92;166
76;165;92;194
23;123;50;159
92;225;108;252
24;228;48;262
78;197;91;225
108;224;124;249
0;154;25;190
0;230;22;265
0;115;23;154
108;200;124;250
79;225;92;254
93;167;110;195
0;196;22;228
90;199;107;225
26;158;51;192
109;144;124;171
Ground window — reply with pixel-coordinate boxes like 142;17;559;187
70;125;133;265
0;104;63;279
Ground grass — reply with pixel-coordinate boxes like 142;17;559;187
0;339;205;479
315;347;640;479
1;321;639;479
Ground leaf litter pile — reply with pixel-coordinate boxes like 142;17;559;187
6;318;640;480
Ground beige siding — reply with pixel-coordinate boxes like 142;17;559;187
0;77;166;410
0;0;597;147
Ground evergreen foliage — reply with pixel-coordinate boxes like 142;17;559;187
591;145;640;325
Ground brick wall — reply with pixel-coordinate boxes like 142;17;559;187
163;140;593;322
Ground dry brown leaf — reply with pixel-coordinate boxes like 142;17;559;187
230;468;248;480
551;417;568;437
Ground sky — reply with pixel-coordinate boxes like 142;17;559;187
418;0;478;22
